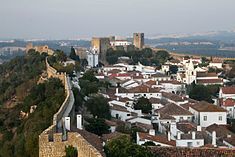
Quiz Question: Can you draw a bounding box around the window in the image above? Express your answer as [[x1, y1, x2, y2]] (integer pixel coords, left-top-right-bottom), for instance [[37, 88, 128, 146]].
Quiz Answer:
[[180, 117, 183, 121], [219, 116, 222, 121], [203, 116, 207, 121]]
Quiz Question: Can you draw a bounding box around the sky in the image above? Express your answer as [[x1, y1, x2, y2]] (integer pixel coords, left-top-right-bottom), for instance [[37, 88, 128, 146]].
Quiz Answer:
[[0, 0, 235, 39]]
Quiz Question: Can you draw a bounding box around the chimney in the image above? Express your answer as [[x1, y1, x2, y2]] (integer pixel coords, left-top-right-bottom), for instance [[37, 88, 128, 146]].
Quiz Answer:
[[192, 131, 196, 140], [77, 114, 83, 130], [116, 97, 119, 101], [197, 126, 201, 132], [177, 132, 181, 140], [149, 129, 155, 136], [64, 117, 71, 131], [212, 131, 216, 147], [167, 131, 171, 141], [116, 88, 119, 94]]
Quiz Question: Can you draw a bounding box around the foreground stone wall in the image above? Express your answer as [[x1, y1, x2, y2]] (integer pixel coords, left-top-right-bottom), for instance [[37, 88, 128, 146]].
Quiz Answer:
[[39, 132, 103, 157]]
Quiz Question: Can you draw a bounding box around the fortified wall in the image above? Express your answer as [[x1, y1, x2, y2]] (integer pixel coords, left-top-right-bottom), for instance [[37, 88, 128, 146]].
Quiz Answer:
[[39, 58, 103, 157]]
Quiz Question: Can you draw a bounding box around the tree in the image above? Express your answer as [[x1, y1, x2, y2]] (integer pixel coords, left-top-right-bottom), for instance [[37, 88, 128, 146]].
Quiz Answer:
[[64, 145, 78, 157], [169, 65, 178, 74], [155, 50, 170, 64], [69, 47, 78, 61], [134, 97, 152, 114], [189, 84, 213, 103], [85, 118, 110, 136], [104, 135, 154, 157], [81, 70, 98, 82], [55, 50, 67, 62], [85, 95, 111, 119]]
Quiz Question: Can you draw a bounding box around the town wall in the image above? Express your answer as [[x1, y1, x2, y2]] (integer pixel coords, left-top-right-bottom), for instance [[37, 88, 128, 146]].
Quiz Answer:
[[39, 58, 102, 157]]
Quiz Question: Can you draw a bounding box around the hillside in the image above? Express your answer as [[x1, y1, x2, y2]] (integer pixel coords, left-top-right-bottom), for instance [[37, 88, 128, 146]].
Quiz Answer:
[[0, 51, 65, 157]]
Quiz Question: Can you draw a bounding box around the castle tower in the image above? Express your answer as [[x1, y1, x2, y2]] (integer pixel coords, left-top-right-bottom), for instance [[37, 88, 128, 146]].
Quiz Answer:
[[133, 33, 144, 49]]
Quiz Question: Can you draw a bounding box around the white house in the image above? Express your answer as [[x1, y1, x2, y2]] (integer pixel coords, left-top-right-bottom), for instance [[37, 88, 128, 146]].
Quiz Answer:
[[115, 85, 162, 100], [136, 132, 176, 147], [158, 80, 186, 95], [110, 104, 137, 121], [209, 60, 223, 69], [189, 101, 227, 127], [176, 131, 204, 147], [155, 103, 193, 123], [219, 86, 235, 99], [221, 98, 235, 119]]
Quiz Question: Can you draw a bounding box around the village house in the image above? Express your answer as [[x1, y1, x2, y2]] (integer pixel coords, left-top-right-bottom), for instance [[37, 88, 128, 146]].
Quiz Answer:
[[189, 101, 227, 127]]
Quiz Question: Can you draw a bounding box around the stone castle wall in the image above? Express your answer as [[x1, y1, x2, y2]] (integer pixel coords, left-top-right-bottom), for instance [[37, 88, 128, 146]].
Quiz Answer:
[[39, 132, 103, 157], [39, 58, 103, 157]]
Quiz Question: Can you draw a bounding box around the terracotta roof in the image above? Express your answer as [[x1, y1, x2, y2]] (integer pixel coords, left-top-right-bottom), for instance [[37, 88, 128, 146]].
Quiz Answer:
[[133, 122, 153, 130], [196, 79, 223, 84], [162, 92, 186, 102], [221, 86, 235, 94], [138, 132, 176, 146], [110, 104, 129, 112], [176, 122, 197, 133], [145, 80, 157, 86], [107, 69, 122, 74], [181, 132, 204, 140], [126, 85, 161, 93], [222, 98, 235, 107], [223, 136, 235, 146], [159, 114, 175, 120], [190, 101, 227, 112], [180, 103, 195, 110], [196, 72, 217, 77], [206, 124, 234, 139], [159, 80, 184, 85], [149, 97, 162, 104], [105, 119, 118, 126], [152, 73, 169, 78], [156, 103, 193, 116]]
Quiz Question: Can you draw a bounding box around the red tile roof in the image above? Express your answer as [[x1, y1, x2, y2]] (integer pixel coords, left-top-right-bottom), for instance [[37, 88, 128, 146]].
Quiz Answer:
[[156, 103, 193, 116], [196, 79, 223, 84], [222, 98, 235, 107], [138, 132, 176, 146], [190, 101, 227, 112], [221, 86, 235, 94]]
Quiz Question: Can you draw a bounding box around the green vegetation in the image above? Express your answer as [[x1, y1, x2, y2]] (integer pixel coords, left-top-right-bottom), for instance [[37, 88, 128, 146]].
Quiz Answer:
[[85, 95, 111, 119], [64, 145, 78, 157], [106, 48, 170, 66], [0, 51, 66, 157], [0, 50, 46, 105], [85, 118, 110, 136], [134, 97, 152, 114], [188, 83, 221, 103], [69, 47, 79, 61], [79, 70, 109, 96], [0, 78, 65, 157], [47, 50, 81, 75], [104, 135, 155, 157]]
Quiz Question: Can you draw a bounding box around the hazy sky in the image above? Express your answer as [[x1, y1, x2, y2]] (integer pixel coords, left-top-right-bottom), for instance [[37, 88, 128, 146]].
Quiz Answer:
[[0, 0, 235, 39]]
